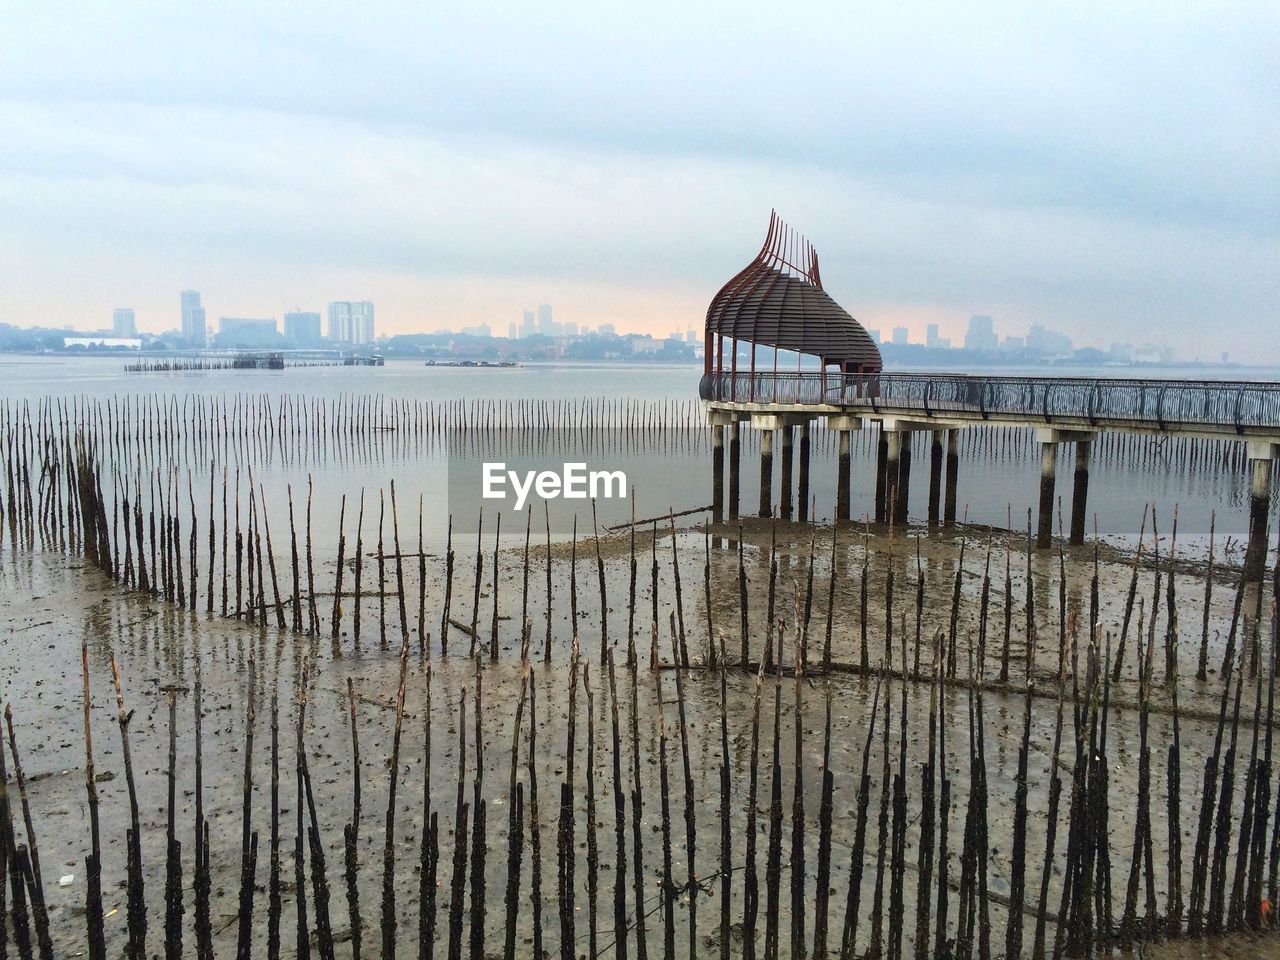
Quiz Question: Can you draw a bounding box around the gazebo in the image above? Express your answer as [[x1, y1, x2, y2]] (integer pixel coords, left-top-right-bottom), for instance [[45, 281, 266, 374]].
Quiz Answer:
[[700, 212, 883, 524], [702, 211, 881, 403]]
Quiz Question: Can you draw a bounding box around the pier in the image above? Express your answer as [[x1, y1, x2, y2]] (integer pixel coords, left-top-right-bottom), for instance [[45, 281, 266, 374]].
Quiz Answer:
[[701, 214, 1280, 573]]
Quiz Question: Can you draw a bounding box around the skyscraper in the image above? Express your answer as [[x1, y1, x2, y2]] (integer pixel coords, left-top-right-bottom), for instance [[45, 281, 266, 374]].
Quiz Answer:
[[327, 301, 375, 344], [964, 314, 999, 352], [892, 326, 909, 345], [180, 290, 206, 347], [284, 311, 322, 345], [537, 304, 554, 336], [521, 309, 536, 337], [113, 308, 137, 337]]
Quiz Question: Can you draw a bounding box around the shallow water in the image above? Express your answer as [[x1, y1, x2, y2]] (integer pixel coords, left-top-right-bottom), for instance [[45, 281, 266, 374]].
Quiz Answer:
[[1, 356, 1275, 559]]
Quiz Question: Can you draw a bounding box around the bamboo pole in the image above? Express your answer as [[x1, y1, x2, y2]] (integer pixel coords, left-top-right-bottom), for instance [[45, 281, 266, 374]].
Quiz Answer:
[[81, 642, 106, 960], [381, 633, 411, 959], [109, 650, 148, 960]]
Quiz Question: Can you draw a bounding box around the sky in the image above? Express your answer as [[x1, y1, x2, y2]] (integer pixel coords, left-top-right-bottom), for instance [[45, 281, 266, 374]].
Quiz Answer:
[[1, 1, 1277, 358]]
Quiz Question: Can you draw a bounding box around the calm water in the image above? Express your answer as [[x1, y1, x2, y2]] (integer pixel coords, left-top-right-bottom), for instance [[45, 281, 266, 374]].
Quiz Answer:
[[1, 354, 1277, 556]]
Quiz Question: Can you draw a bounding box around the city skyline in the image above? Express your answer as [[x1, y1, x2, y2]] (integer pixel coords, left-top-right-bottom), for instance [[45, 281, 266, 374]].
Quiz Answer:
[[17, 266, 1265, 362], [23, 297, 1203, 365], [1, 5, 1274, 360]]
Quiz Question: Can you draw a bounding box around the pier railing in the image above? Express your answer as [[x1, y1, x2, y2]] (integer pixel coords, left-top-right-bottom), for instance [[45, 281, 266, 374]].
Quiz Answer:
[[698, 371, 1280, 434]]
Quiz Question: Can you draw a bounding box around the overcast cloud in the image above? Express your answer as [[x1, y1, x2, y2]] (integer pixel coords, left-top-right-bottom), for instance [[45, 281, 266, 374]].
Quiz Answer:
[[1, 0, 1276, 356]]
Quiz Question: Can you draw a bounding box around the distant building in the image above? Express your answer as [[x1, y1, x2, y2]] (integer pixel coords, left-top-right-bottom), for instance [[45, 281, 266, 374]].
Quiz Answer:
[[598, 323, 616, 337], [891, 326, 909, 345], [181, 290, 207, 347], [537, 304, 555, 336], [507, 322, 518, 340], [630, 337, 660, 355], [461, 323, 492, 337], [867, 329, 881, 344], [219, 317, 277, 336], [1003, 335, 1026, 351], [283, 311, 322, 345], [1027, 324, 1072, 356], [113, 308, 137, 337], [964, 315, 999, 352], [327, 301, 375, 344], [685, 329, 698, 344]]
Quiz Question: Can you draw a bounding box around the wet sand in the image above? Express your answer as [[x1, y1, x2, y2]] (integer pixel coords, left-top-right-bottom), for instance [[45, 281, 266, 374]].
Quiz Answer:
[[2, 510, 1278, 957]]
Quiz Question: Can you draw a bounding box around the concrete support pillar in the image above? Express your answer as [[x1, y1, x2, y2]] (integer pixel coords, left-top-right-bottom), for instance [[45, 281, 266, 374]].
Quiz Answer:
[[728, 423, 740, 521], [780, 425, 794, 520], [798, 422, 811, 522], [875, 427, 889, 524], [1069, 440, 1091, 546], [1245, 453, 1273, 582], [759, 429, 774, 518], [1037, 440, 1058, 549], [943, 429, 959, 528], [928, 429, 944, 528], [893, 432, 911, 526], [885, 431, 902, 525], [836, 430, 851, 521], [711, 423, 725, 524]]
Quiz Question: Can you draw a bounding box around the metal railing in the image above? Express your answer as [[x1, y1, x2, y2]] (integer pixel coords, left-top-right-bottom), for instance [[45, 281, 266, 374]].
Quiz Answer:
[[698, 372, 1280, 434]]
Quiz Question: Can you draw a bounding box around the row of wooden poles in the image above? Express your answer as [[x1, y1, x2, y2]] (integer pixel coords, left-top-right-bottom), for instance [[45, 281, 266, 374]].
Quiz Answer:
[[0, 394, 1255, 477], [4, 400, 1279, 688], [5, 514, 1280, 960], [124, 359, 343, 373], [15, 400, 1277, 689]]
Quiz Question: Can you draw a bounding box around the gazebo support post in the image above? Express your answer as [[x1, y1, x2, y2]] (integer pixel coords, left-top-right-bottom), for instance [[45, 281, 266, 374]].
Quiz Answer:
[[943, 429, 959, 529], [829, 416, 860, 523], [1036, 430, 1058, 549], [893, 431, 911, 526], [797, 423, 811, 522], [780, 425, 794, 520], [1069, 440, 1091, 546], [1245, 442, 1276, 583], [875, 425, 889, 524], [837, 431, 851, 521], [728, 423, 740, 521], [711, 423, 725, 524], [928, 429, 944, 528], [758, 428, 774, 518], [885, 430, 902, 525]]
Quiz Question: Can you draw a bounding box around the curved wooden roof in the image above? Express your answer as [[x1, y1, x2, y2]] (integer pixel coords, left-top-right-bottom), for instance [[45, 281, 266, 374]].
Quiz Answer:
[[705, 212, 882, 371]]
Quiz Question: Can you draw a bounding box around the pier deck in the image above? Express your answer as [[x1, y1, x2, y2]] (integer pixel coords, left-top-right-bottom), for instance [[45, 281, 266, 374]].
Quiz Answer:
[[700, 371, 1280, 442], [700, 371, 1280, 565]]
